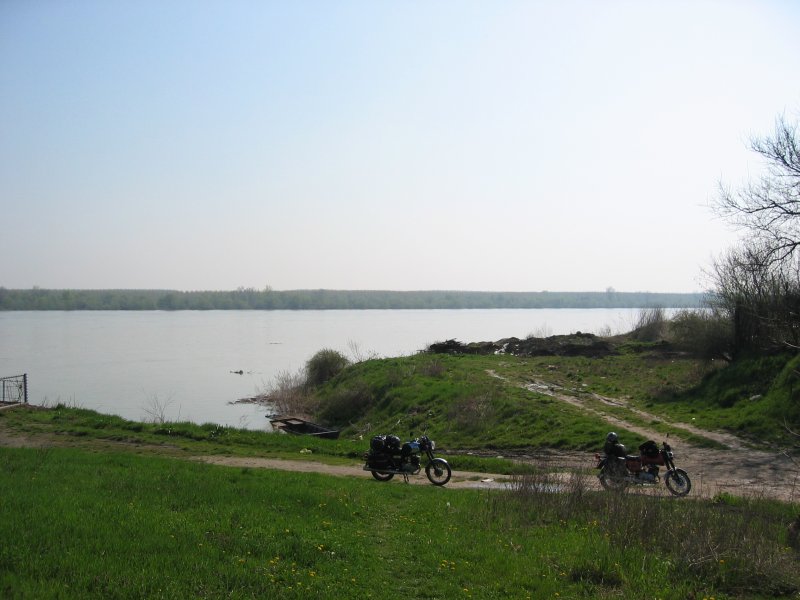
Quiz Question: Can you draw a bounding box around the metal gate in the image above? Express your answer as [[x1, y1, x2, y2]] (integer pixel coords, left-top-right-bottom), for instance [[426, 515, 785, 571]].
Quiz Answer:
[[1, 374, 27, 404]]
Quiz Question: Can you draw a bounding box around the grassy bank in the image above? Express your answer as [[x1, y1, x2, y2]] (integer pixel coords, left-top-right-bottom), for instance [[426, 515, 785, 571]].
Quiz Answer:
[[5, 339, 796, 458], [6, 342, 796, 458], [2, 445, 798, 599], [310, 348, 798, 450], [0, 404, 526, 476]]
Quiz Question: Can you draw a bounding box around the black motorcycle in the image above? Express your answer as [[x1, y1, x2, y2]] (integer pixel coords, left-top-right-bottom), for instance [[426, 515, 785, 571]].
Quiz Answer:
[[364, 433, 452, 486]]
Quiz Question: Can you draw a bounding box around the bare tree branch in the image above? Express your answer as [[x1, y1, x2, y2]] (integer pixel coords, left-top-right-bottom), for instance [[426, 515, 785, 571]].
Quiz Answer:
[[711, 113, 800, 353], [715, 115, 800, 269]]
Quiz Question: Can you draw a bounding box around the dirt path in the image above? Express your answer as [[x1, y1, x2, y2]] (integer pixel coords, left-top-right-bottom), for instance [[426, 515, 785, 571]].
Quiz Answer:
[[0, 407, 507, 490], [192, 456, 507, 489], [488, 370, 800, 502], [2, 402, 798, 501]]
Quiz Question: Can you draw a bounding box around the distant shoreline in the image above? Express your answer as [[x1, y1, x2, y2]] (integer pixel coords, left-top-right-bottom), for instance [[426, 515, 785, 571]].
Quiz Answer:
[[0, 288, 706, 311]]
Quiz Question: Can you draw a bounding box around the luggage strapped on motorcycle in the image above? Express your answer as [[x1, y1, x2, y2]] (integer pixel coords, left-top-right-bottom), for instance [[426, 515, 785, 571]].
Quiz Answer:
[[639, 440, 659, 457]]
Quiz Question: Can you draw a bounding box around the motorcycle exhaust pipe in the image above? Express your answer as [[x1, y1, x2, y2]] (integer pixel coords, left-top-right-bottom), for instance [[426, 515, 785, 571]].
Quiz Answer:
[[363, 465, 420, 475]]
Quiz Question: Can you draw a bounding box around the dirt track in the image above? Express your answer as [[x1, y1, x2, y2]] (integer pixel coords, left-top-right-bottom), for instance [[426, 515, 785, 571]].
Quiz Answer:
[[487, 370, 800, 502], [200, 372, 800, 501], [193, 455, 509, 489], [191, 446, 800, 501], [1, 401, 798, 501]]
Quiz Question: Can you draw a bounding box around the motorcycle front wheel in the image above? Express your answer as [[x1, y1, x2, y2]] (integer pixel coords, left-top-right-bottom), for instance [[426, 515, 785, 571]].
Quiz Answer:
[[665, 469, 691, 496], [371, 470, 395, 482], [425, 458, 451, 486]]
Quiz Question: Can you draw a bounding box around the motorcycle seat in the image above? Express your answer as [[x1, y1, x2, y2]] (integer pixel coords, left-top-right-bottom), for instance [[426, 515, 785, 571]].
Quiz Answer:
[[625, 455, 640, 461]]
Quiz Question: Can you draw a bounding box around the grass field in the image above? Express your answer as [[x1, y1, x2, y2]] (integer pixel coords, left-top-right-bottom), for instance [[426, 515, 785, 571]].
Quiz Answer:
[[2, 444, 798, 599]]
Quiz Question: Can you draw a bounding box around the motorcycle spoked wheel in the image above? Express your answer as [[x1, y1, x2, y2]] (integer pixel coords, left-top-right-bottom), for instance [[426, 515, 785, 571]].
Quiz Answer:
[[370, 470, 395, 482], [425, 458, 452, 486], [664, 469, 691, 496], [598, 467, 626, 491]]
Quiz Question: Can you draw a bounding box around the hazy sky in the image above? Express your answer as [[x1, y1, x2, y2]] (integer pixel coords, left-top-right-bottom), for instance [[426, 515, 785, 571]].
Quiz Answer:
[[1, 1, 798, 293]]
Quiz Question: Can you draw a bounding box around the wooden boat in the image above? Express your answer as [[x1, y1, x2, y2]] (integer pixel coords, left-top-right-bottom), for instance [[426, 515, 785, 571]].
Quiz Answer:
[[268, 417, 341, 439]]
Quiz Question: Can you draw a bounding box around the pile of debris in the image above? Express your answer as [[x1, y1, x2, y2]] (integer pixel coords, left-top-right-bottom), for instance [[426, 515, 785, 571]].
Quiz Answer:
[[427, 332, 616, 358]]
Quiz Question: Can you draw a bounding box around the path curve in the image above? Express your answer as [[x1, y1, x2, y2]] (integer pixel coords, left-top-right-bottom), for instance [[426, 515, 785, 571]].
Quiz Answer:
[[487, 370, 800, 502]]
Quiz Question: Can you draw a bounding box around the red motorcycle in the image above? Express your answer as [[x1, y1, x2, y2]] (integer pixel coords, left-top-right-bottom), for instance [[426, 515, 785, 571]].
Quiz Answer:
[[595, 439, 691, 496]]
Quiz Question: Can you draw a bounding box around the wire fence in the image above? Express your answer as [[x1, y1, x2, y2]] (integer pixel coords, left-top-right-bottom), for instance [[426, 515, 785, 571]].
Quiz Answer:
[[1, 374, 28, 404]]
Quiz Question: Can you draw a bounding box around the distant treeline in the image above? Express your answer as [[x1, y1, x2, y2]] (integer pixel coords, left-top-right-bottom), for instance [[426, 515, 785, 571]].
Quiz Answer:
[[0, 288, 706, 311]]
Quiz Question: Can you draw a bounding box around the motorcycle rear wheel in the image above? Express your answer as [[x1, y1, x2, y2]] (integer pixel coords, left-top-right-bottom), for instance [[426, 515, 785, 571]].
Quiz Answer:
[[598, 467, 626, 491], [425, 458, 451, 486], [665, 469, 691, 496], [371, 470, 395, 481]]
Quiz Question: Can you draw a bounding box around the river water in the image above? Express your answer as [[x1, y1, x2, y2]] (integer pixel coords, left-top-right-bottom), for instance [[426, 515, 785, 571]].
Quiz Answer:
[[0, 308, 646, 429]]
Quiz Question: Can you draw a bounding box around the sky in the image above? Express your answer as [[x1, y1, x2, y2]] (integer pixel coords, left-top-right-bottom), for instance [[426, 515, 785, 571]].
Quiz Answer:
[[1, 1, 799, 293]]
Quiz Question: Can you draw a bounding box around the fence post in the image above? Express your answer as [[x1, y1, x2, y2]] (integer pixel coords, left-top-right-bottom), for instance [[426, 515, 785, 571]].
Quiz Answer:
[[23, 373, 28, 404]]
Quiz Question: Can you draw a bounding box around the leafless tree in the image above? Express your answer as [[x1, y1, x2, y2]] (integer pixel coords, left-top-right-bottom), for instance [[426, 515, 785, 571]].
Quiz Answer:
[[712, 113, 800, 353], [716, 114, 800, 267], [708, 241, 800, 352]]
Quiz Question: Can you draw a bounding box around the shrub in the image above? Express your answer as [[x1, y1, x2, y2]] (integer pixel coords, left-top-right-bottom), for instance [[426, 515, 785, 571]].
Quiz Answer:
[[766, 353, 800, 427], [446, 392, 496, 434], [305, 349, 350, 388], [264, 369, 313, 416], [315, 383, 373, 427], [419, 357, 446, 378], [630, 307, 667, 341], [670, 308, 734, 360]]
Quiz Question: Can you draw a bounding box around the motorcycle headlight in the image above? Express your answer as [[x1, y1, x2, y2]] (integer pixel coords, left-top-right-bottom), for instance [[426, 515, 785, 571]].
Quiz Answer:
[[667, 451, 674, 459], [430, 440, 435, 451]]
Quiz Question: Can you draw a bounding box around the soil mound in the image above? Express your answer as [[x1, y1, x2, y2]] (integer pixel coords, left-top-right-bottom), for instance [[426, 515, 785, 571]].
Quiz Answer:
[[427, 333, 616, 358]]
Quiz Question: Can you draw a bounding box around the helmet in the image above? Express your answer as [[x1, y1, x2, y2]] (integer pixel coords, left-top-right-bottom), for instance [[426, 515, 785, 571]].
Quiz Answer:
[[606, 432, 618, 443]]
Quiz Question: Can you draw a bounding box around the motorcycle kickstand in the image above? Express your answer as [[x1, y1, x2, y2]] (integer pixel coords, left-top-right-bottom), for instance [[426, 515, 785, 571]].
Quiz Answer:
[[403, 473, 410, 483]]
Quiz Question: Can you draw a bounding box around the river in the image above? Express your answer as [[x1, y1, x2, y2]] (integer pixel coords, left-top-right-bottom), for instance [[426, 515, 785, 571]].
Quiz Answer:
[[0, 308, 649, 429]]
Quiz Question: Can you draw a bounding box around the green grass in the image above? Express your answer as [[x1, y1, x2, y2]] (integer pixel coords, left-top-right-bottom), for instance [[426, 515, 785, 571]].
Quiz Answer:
[[643, 352, 800, 444], [4, 345, 798, 460], [15, 346, 792, 460], [316, 354, 613, 450], [0, 404, 366, 460], [312, 349, 800, 450], [1, 446, 797, 599], [0, 404, 532, 476]]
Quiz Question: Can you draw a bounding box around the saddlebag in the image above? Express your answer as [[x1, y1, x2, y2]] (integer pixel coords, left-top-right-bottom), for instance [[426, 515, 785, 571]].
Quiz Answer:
[[384, 434, 402, 453], [639, 440, 659, 458]]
